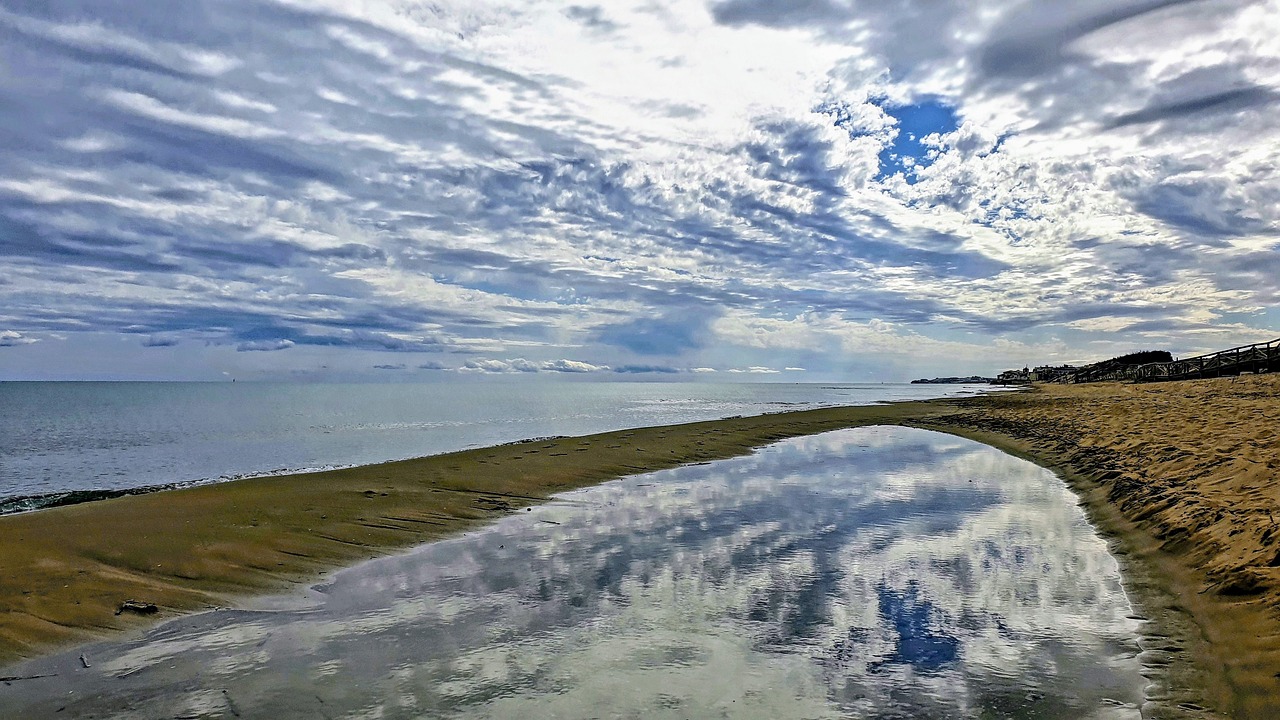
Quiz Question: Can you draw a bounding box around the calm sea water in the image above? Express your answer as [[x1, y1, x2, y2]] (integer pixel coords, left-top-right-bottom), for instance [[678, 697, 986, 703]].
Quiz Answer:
[[0, 381, 991, 511], [0, 427, 1146, 718]]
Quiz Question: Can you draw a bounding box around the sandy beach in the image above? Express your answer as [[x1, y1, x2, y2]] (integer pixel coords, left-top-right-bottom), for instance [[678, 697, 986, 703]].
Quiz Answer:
[[2, 377, 1278, 717]]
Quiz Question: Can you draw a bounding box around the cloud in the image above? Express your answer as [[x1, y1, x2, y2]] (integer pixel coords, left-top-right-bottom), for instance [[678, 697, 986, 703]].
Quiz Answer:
[[613, 364, 682, 374], [710, 0, 851, 28], [975, 0, 1207, 81], [1107, 86, 1280, 129], [417, 361, 449, 370], [461, 357, 609, 374], [595, 313, 713, 357], [0, 330, 37, 347], [236, 339, 295, 352], [564, 5, 620, 33], [373, 363, 406, 370], [0, 0, 1277, 380], [460, 358, 540, 374], [142, 335, 179, 347], [543, 359, 608, 373]]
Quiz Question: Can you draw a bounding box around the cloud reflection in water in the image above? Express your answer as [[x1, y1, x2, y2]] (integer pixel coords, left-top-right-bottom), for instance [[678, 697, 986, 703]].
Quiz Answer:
[[0, 427, 1143, 719]]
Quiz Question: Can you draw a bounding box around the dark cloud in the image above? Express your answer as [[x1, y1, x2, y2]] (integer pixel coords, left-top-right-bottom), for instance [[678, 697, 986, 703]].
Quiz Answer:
[[595, 313, 711, 356], [565, 6, 619, 32], [234, 327, 451, 353], [141, 336, 179, 347], [373, 363, 406, 370], [1218, 252, 1280, 304], [1070, 236, 1200, 284], [1108, 86, 1280, 128], [613, 364, 682, 374], [713, 0, 973, 77], [1129, 176, 1279, 238], [710, 0, 850, 28], [977, 0, 1207, 80]]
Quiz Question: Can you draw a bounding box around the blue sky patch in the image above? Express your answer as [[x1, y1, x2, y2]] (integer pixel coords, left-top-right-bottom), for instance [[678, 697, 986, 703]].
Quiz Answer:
[[876, 99, 960, 183]]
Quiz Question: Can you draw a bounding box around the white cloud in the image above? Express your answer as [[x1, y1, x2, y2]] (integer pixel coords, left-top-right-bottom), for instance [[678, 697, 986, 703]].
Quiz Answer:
[[99, 89, 285, 140], [237, 339, 295, 352], [460, 357, 609, 374], [543, 358, 608, 373], [0, 331, 37, 347]]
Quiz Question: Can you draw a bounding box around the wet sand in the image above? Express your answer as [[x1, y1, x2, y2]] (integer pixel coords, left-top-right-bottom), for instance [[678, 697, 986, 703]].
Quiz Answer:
[[3, 377, 1278, 717]]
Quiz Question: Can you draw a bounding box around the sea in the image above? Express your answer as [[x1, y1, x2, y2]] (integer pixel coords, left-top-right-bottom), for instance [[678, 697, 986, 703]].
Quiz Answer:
[[0, 380, 994, 514]]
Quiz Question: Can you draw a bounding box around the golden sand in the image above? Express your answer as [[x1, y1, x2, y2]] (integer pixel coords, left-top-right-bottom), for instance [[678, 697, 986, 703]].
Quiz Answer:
[[3, 377, 1278, 717]]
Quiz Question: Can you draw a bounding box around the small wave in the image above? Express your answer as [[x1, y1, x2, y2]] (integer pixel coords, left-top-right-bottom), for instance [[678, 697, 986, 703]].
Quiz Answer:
[[0, 483, 194, 516], [0, 463, 354, 516]]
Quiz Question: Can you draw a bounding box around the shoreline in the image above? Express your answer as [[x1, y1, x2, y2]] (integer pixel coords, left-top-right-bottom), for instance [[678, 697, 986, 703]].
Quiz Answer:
[[0, 400, 951, 664], [2, 378, 1278, 717]]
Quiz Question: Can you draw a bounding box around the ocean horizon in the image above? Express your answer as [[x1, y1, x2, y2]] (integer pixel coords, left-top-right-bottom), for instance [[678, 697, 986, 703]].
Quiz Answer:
[[0, 380, 993, 514]]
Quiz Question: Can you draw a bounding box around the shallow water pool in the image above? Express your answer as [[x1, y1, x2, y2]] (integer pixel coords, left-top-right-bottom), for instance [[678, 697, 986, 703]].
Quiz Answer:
[[0, 427, 1145, 718]]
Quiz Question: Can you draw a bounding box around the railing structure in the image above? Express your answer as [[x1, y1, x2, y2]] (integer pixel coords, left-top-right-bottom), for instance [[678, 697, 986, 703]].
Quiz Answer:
[[1132, 336, 1280, 382], [1063, 361, 1137, 384], [1061, 337, 1280, 384]]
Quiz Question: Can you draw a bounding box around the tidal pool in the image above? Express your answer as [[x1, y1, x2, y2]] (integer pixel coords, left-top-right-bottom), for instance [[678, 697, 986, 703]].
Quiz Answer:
[[0, 427, 1145, 718]]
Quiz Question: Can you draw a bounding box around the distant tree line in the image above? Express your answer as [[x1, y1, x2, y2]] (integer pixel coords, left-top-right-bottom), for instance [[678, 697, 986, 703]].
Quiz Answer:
[[1106, 350, 1174, 366]]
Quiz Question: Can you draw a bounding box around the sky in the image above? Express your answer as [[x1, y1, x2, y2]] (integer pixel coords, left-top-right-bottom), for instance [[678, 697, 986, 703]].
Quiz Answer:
[[1, 0, 1278, 381]]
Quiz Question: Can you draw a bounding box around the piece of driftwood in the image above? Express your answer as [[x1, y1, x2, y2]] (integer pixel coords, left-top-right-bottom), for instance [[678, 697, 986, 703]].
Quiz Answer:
[[115, 600, 159, 616], [0, 673, 57, 682]]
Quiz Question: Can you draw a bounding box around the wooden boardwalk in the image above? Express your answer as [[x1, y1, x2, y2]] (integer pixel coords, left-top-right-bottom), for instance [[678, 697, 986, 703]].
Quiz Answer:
[[1064, 337, 1280, 384]]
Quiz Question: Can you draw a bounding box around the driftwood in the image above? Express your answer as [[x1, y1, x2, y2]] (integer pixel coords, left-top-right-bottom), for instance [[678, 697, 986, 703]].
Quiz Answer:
[[0, 673, 57, 682], [115, 600, 159, 616]]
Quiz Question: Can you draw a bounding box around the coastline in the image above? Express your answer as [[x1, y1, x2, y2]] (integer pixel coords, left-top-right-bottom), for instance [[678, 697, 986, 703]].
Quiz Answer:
[[2, 377, 1278, 717], [0, 400, 950, 664]]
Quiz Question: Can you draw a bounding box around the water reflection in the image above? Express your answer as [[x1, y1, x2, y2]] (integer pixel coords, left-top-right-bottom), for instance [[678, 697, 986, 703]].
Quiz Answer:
[[0, 427, 1143, 719]]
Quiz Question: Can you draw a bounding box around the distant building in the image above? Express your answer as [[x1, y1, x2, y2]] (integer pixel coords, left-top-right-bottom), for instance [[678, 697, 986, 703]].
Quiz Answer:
[[995, 368, 1031, 384], [1029, 365, 1077, 382]]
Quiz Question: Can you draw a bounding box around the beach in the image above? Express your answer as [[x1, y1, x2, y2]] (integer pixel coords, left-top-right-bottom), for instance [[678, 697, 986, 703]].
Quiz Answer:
[[2, 376, 1279, 717]]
